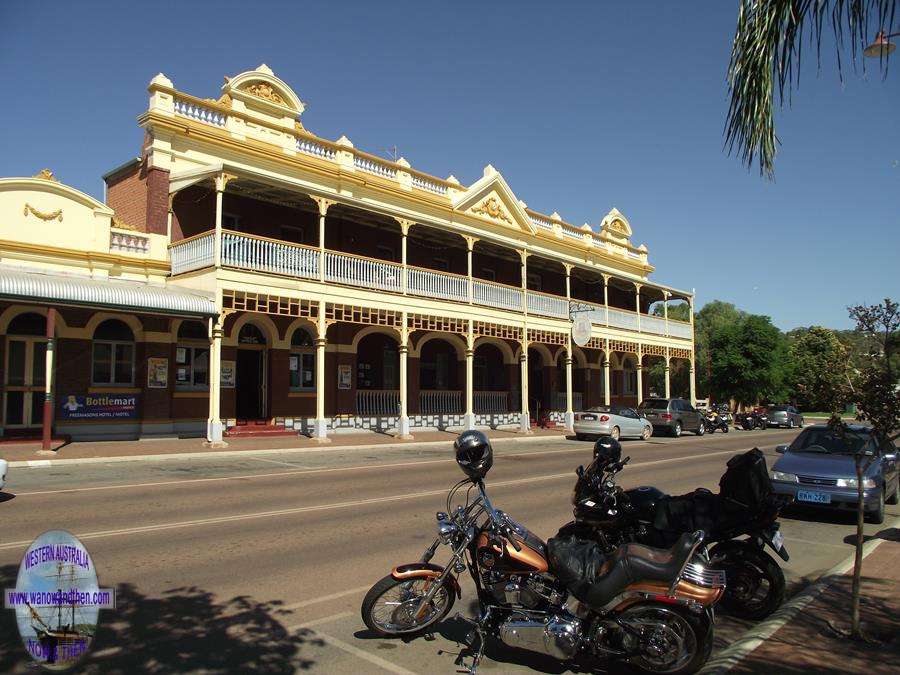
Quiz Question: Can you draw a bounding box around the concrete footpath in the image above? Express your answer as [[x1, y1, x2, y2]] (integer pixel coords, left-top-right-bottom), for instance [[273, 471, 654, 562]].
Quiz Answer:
[[0, 427, 566, 466]]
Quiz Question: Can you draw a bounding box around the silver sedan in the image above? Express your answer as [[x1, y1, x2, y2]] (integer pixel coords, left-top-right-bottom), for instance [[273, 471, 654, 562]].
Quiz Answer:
[[573, 405, 653, 441]]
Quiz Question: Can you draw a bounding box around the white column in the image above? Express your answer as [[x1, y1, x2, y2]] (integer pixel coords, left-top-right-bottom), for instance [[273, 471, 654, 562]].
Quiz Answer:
[[315, 198, 333, 283], [603, 275, 610, 326], [214, 176, 225, 268], [206, 315, 226, 446], [519, 345, 531, 433], [636, 358, 644, 406], [398, 336, 412, 438], [663, 291, 670, 337], [399, 220, 411, 295], [603, 358, 611, 406], [564, 346, 574, 432], [520, 250, 528, 313], [664, 358, 672, 399], [465, 347, 475, 431], [689, 359, 697, 407], [466, 237, 476, 304], [635, 283, 642, 332], [313, 299, 329, 442]]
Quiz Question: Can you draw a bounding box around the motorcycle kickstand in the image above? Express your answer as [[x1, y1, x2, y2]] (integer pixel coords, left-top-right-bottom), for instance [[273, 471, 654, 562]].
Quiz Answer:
[[456, 609, 490, 674]]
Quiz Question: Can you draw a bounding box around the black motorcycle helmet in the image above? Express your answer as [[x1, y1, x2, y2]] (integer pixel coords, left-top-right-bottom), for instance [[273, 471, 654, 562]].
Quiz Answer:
[[454, 430, 493, 481], [593, 436, 622, 464]]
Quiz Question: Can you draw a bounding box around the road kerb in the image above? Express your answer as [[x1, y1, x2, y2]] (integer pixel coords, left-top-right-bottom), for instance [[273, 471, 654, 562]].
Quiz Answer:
[[699, 513, 900, 674]]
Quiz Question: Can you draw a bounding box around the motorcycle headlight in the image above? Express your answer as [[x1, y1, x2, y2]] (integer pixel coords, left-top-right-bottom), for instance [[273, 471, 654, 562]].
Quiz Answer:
[[836, 477, 876, 489], [771, 471, 798, 483]]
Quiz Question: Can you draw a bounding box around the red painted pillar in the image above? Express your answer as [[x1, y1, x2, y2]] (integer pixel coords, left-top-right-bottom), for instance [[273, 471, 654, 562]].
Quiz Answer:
[[41, 308, 56, 451]]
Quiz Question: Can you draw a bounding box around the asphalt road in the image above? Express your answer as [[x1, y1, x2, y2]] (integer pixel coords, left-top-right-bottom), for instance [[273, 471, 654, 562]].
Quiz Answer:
[[1, 427, 896, 674]]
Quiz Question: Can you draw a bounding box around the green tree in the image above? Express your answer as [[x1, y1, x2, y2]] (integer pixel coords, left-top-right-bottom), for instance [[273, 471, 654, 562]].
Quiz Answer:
[[786, 326, 850, 409], [708, 314, 787, 405], [726, 0, 896, 177], [693, 301, 745, 399]]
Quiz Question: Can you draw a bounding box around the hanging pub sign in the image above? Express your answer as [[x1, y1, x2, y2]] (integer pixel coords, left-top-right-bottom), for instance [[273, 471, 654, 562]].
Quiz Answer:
[[59, 394, 138, 420], [572, 313, 592, 347]]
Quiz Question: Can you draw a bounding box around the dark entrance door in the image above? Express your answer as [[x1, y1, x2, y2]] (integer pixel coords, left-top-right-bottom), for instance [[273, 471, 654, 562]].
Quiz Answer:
[[236, 350, 264, 419]]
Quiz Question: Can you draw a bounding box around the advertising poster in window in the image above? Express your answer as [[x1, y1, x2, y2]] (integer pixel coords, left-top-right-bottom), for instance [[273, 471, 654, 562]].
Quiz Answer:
[[147, 357, 168, 389], [221, 360, 236, 388], [338, 364, 352, 390], [60, 394, 138, 420]]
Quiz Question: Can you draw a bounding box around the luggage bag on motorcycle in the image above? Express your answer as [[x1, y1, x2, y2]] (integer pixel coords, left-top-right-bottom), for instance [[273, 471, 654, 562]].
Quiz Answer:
[[651, 489, 721, 544], [719, 447, 772, 509]]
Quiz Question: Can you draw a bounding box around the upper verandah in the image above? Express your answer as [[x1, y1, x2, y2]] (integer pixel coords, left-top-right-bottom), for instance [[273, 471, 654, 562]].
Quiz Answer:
[[141, 64, 655, 277]]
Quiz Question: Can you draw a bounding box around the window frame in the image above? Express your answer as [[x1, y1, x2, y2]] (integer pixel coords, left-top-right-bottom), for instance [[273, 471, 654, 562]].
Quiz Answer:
[[91, 339, 135, 387], [175, 343, 210, 390], [289, 328, 316, 392]]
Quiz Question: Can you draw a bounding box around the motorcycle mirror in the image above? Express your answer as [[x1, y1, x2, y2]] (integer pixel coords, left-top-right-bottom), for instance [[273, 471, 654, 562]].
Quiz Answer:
[[576, 465, 585, 478]]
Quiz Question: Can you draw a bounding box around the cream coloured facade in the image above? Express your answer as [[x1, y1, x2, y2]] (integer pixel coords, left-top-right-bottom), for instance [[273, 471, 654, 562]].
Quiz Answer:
[[0, 65, 695, 443]]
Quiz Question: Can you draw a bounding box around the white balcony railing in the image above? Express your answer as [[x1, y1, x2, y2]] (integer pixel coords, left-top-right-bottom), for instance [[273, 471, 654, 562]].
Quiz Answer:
[[474, 391, 509, 414], [669, 320, 694, 340], [222, 232, 319, 279], [407, 267, 468, 303], [170, 233, 214, 275], [174, 98, 226, 127], [354, 155, 397, 179], [641, 314, 667, 336], [608, 307, 640, 332], [357, 389, 399, 416], [420, 390, 463, 414], [474, 279, 523, 312], [411, 175, 448, 195], [527, 290, 569, 319], [325, 251, 403, 293]]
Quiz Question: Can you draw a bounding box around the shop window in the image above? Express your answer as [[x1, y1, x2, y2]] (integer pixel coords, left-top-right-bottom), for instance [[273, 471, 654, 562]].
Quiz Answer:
[[176, 321, 209, 389], [290, 327, 315, 391], [92, 319, 135, 386], [238, 324, 266, 345]]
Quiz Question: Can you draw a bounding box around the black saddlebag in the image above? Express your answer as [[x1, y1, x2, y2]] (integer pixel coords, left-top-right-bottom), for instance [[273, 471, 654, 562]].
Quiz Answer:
[[719, 447, 772, 509], [652, 488, 722, 543], [547, 533, 608, 597]]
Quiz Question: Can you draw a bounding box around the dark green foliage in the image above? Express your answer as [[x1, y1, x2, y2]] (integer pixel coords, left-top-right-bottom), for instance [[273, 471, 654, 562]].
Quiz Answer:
[[707, 313, 788, 405]]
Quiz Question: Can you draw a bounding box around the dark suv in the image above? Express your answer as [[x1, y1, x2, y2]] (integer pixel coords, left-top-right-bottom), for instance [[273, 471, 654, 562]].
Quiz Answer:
[[638, 397, 704, 437]]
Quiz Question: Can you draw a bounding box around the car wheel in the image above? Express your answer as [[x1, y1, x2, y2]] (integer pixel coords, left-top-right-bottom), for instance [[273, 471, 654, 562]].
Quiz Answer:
[[611, 426, 620, 441], [865, 489, 885, 525], [886, 476, 899, 505], [672, 422, 682, 438], [695, 422, 705, 436], [788, 419, 795, 429], [641, 426, 652, 441]]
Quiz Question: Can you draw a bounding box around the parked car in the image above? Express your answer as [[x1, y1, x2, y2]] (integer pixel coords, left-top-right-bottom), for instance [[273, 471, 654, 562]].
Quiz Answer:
[[637, 397, 704, 437], [572, 405, 652, 441], [0, 457, 7, 492], [770, 425, 899, 524], [766, 405, 804, 429]]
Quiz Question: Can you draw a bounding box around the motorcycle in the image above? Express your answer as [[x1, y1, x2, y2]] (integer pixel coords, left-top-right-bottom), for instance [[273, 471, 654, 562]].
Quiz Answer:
[[361, 431, 724, 674], [702, 411, 729, 434], [736, 409, 768, 430], [571, 442, 791, 620]]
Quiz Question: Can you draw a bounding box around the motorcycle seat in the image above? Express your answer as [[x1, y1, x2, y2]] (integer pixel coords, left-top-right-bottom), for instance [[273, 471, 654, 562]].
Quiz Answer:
[[612, 530, 702, 583]]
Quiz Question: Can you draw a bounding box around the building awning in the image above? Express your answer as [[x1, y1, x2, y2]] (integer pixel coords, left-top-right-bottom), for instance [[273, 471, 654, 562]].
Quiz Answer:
[[0, 267, 216, 317]]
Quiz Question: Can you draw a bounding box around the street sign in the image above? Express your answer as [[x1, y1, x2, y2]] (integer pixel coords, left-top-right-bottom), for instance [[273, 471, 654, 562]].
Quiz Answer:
[[572, 313, 591, 347]]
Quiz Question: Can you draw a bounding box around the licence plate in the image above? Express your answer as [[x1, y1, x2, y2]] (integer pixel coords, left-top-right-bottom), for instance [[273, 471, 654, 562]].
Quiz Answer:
[[797, 490, 831, 504], [582, 415, 596, 421]]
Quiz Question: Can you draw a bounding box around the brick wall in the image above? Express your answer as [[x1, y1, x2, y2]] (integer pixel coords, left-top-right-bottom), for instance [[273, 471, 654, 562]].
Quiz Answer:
[[106, 163, 147, 231]]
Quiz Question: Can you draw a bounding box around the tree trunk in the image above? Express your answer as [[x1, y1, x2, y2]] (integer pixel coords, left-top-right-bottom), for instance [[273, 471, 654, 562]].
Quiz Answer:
[[851, 457, 864, 638]]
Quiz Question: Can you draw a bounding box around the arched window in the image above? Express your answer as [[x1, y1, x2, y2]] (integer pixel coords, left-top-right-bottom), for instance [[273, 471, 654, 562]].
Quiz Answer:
[[289, 327, 315, 391], [176, 321, 209, 389], [4, 312, 49, 427], [8, 312, 47, 336], [238, 323, 266, 345], [92, 319, 135, 385]]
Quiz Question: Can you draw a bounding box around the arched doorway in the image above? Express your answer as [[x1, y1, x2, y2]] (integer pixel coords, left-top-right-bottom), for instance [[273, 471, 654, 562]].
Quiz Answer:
[[4, 312, 49, 429], [474, 343, 508, 413], [527, 347, 545, 421], [419, 337, 462, 414], [236, 323, 267, 419], [355, 331, 400, 416]]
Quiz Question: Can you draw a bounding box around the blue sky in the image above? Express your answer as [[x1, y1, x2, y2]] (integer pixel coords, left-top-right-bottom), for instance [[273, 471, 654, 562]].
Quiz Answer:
[[1, 1, 896, 330]]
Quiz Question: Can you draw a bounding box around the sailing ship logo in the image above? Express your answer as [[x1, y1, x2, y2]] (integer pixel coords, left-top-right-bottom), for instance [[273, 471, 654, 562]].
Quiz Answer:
[[4, 530, 114, 671]]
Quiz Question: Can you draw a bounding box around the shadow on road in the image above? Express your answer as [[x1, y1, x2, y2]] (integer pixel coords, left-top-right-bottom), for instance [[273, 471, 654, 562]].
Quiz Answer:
[[0, 564, 319, 673]]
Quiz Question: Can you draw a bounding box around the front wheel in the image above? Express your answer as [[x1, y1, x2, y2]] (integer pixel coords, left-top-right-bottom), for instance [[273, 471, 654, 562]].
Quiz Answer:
[[672, 422, 682, 438], [361, 574, 455, 638], [641, 426, 652, 441], [714, 545, 785, 620], [695, 422, 705, 436], [619, 603, 713, 675], [865, 489, 885, 524], [722, 424, 729, 434]]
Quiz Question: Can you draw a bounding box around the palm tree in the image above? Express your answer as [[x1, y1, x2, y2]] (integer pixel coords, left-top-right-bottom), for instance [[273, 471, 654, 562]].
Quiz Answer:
[[726, 0, 897, 178]]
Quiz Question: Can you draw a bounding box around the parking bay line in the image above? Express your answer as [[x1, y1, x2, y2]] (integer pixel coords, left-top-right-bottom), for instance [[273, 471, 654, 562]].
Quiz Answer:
[[0, 449, 742, 551]]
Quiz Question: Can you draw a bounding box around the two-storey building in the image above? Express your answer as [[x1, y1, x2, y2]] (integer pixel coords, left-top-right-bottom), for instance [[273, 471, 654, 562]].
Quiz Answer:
[[0, 65, 695, 444]]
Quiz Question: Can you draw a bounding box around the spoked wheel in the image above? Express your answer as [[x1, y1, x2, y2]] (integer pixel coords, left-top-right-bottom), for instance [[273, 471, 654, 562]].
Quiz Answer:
[[716, 548, 784, 620], [361, 575, 455, 637], [642, 426, 652, 441], [672, 422, 682, 438], [619, 604, 712, 675], [611, 426, 621, 441]]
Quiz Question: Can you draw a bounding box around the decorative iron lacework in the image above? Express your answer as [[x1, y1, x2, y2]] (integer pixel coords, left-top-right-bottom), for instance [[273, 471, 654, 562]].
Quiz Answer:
[[325, 303, 402, 327], [641, 343, 667, 357], [670, 347, 693, 360], [585, 337, 606, 351], [223, 289, 315, 318], [608, 338, 639, 355], [473, 321, 522, 341], [527, 328, 568, 346], [407, 314, 467, 334]]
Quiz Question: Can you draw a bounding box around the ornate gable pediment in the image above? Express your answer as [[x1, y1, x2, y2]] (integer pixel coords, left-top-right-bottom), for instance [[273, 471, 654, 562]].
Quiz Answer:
[[453, 165, 535, 234], [599, 207, 633, 243]]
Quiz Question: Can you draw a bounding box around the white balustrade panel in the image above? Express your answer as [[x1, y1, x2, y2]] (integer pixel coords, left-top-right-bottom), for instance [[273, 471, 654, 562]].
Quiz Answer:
[[529, 215, 554, 232], [608, 307, 640, 331], [325, 252, 402, 293], [552, 391, 583, 411], [174, 99, 226, 127], [222, 232, 319, 279], [669, 321, 694, 340], [527, 291, 569, 319], [641, 314, 667, 336], [354, 155, 397, 179], [296, 138, 336, 161], [407, 268, 468, 303], [357, 390, 399, 416], [474, 391, 509, 414], [170, 233, 214, 275], [473, 280, 523, 312], [411, 175, 448, 195], [584, 304, 607, 325], [420, 390, 463, 414]]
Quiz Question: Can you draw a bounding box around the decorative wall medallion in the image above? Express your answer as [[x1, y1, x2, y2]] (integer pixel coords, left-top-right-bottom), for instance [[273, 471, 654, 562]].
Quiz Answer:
[[471, 196, 513, 225], [609, 219, 627, 234], [111, 215, 138, 231], [23, 203, 63, 222], [243, 82, 288, 106], [33, 168, 58, 182]]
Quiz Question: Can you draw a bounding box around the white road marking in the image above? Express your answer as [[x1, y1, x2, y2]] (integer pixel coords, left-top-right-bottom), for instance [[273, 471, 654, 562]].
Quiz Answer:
[[783, 536, 848, 550], [314, 631, 419, 674], [0, 449, 743, 550], [26, 460, 51, 467], [248, 457, 313, 468], [282, 586, 371, 611], [287, 610, 355, 630]]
